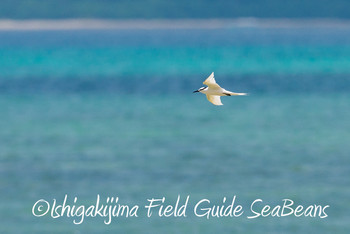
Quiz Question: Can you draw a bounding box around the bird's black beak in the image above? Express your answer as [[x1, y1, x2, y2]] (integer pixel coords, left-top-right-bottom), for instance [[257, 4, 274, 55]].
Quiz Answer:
[[193, 90, 199, 93]]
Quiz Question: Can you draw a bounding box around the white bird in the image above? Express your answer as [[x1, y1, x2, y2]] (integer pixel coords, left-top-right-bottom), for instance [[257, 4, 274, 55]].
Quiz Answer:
[[193, 72, 247, 105]]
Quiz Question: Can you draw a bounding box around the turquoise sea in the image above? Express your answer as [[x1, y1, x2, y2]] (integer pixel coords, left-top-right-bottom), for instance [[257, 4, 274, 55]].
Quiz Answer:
[[1, 26, 350, 233]]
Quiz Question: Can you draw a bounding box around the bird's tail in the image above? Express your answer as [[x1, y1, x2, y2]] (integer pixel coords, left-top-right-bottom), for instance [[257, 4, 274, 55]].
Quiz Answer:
[[229, 92, 247, 96]]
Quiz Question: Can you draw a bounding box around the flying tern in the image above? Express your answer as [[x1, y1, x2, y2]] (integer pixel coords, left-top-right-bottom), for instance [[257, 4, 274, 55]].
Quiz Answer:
[[193, 72, 247, 105]]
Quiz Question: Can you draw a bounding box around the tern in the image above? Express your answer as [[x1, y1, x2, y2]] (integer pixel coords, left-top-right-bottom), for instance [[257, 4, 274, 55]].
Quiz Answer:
[[193, 72, 247, 105]]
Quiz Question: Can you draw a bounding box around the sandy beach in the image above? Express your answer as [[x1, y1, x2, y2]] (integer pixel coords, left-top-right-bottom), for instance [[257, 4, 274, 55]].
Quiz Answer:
[[1, 18, 350, 30]]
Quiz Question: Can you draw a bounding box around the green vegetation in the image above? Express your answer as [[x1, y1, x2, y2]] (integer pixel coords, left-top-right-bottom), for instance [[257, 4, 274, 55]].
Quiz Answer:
[[1, 0, 350, 19]]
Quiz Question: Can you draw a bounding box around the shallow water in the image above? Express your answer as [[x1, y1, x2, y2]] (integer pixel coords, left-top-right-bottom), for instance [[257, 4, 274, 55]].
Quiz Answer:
[[0, 27, 350, 233]]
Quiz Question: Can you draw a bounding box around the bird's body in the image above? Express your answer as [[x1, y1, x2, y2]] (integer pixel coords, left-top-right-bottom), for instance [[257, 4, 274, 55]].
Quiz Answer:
[[193, 72, 247, 105]]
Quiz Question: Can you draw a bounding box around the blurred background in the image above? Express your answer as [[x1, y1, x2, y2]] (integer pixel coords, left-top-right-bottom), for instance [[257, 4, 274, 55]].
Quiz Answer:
[[1, 1, 350, 233]]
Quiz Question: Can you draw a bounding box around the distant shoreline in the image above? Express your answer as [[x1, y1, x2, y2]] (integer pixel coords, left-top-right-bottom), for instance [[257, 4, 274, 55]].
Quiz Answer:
[[1, 18, 350, 30]]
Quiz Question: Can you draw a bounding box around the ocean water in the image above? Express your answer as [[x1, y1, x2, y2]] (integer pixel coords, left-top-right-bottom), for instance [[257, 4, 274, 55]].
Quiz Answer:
[[0, 26, 350, 233]]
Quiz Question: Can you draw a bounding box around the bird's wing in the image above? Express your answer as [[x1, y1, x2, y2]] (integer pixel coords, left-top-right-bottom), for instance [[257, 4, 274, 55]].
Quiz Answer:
[[203, 72, 221, 89], [206, 95, 223, 106]]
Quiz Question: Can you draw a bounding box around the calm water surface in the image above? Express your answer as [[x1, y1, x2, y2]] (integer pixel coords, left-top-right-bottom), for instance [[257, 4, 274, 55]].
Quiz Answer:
[[0, 27, 350, 233]]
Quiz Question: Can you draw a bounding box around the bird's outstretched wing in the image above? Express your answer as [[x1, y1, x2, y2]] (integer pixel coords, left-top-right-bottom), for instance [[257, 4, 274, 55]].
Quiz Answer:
[[203, 72, 221, 89], [206, 95, 223, 105]]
